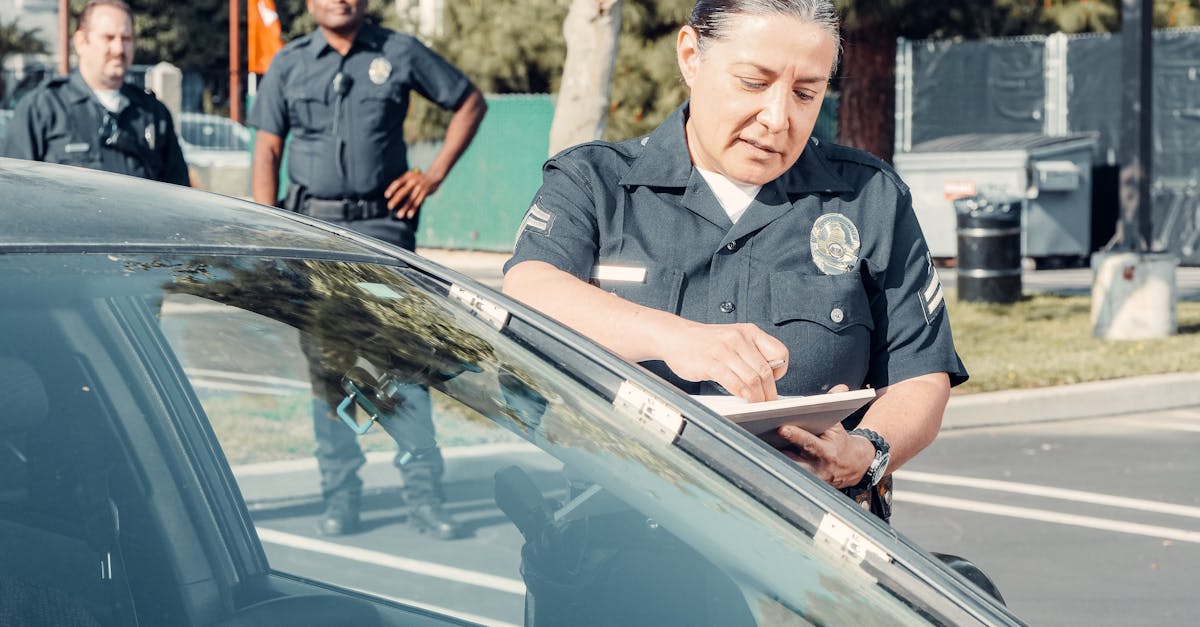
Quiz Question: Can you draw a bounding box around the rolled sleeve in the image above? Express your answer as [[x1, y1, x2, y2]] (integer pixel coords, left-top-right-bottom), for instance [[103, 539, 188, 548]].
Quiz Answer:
[[504, 158, 601, 281], [866, 188, 968, 389], [404, 38, 471, 110], [247, 56, 290, 137]]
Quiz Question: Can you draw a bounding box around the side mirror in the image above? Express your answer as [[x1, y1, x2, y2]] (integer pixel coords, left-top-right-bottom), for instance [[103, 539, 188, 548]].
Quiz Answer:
[[932, 552, 1006, 606]]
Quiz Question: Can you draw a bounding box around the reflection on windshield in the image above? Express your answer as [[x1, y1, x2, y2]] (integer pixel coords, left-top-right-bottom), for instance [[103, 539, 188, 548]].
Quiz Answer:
[[126, 254, 927, 626]]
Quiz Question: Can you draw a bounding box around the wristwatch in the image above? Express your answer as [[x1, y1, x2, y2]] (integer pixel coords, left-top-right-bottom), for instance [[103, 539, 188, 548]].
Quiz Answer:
[[849, 428, 890, 491]]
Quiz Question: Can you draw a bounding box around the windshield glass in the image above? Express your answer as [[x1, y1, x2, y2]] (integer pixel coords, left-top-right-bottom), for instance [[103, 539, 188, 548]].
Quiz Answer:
[[178, 113, 252, 151], [1, 252, 931, 627]]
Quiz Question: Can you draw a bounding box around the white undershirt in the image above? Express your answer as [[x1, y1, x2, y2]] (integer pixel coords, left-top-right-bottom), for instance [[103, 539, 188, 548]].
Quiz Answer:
[[695, 166, 762, 223], [93, 88, 123, 112]]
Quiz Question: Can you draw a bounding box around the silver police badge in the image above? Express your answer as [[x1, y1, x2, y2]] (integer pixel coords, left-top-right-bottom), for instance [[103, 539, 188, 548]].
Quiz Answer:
[[368, 57, 392, 85], [809, 213, 861, 275]]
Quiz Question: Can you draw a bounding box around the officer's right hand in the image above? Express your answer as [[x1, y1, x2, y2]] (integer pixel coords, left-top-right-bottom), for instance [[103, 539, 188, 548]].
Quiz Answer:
[[385, 168, 439, 219], [660, 322, 788, 403]]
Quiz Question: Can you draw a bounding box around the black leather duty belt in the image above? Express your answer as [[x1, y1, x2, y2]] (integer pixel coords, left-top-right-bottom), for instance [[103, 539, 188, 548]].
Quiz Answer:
[[301, 197, 390, 221]]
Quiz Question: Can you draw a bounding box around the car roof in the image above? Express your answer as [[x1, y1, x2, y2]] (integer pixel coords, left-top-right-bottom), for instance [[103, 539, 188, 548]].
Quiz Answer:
[[0, 158, 385, 258]]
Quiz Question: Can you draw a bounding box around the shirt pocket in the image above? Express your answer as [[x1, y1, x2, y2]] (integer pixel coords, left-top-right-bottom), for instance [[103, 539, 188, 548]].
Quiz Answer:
[[770, 271, 874, 332], [46, 140, 98, 168], [769, 271, 874, 392], [591, 262, 684, 315], [359, 79, 405, 131], [287, 84, 332, 135]]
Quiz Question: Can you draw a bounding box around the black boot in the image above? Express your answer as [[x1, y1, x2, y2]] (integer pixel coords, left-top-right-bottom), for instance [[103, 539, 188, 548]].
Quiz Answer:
[[317, 490, 361, 536], [408, 502, 462, 540]]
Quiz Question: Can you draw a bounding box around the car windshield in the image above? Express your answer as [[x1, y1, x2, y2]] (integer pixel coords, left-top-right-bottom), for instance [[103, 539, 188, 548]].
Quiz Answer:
[[0, 251, 935, 627], [178, 113, 251, 151]]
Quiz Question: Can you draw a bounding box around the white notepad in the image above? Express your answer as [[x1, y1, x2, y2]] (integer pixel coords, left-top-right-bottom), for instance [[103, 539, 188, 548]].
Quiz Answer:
[[693, 388, 876, 443]]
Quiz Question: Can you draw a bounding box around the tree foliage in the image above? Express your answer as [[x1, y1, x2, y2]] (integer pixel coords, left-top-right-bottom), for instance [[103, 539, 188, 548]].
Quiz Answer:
[[399, 0, 693, 142], [55, 0, 1200, 144]]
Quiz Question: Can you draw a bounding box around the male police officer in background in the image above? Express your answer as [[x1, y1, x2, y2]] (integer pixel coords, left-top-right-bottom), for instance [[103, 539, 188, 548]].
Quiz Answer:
[[249, 0, 487, 539], [3, 0, 189, 185]]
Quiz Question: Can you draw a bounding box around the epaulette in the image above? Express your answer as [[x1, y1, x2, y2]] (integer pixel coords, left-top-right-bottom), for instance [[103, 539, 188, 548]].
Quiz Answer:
[[822, 142, 889, 171], [821, 141, 908, 190]]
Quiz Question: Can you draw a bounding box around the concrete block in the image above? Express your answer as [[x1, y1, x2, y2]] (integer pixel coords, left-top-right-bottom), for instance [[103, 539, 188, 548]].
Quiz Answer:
[[1091, 252, 1178, 339]]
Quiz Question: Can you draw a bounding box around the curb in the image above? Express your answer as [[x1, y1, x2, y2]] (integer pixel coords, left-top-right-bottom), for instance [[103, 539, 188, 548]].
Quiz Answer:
[[942, 371, 1200, 429]]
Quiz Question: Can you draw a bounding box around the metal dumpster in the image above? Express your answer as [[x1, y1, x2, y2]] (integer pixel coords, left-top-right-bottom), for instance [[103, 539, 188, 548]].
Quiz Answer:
[[894, 132, 1097, 261]]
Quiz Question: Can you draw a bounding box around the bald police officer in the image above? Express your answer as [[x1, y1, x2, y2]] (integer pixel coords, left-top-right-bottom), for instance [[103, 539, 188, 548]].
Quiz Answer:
[[3, 0, 189, 185], [249, 0, 487, 539]]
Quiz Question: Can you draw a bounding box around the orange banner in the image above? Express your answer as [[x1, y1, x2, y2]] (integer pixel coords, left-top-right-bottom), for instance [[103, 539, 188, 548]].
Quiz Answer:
[[248, 0, 283, 75]]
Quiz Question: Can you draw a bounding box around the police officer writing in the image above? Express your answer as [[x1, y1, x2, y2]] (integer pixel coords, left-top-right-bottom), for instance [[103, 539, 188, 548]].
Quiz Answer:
[[249, 0, 486, 539], [3, 0, 189, 185], [502, 0, 967, 520]]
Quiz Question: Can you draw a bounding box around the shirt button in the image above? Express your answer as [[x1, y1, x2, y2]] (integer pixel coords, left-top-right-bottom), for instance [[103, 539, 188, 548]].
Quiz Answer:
[[725, 241, 738, 252], [830, 308, 845, 323], [719, 301, 736, 314]]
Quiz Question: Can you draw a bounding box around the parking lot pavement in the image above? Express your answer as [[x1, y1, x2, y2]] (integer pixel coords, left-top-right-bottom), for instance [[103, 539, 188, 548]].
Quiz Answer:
[[894, 405, 1200, 627]]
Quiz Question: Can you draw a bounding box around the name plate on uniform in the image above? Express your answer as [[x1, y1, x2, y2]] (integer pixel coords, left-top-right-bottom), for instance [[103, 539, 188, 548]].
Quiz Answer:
[[590, 265, 647, 283]]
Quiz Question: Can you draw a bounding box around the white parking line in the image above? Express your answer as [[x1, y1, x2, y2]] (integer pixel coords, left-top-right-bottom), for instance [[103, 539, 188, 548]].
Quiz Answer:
[[233, 442, 541, 477], [1136, 421, 1200, 433], [256, 527, 527, 595], [896, 470, 1200, 519], [897, 492, 1200, 544], [186, 368, 311, 389], [189, 378, 298, 396], [344, 586, 519, 627]]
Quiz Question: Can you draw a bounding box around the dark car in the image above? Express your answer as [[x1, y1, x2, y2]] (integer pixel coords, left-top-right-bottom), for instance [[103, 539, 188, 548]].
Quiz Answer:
[[0, 159, 1023, 626]]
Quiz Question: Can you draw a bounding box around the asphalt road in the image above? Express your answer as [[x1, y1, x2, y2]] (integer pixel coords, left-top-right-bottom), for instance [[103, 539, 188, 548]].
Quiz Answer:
[[893, 406, 1200, 627]]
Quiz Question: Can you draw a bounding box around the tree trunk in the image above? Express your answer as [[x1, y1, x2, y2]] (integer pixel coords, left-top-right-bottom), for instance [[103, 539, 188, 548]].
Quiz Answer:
[[837, 16, 897, 163], [548, 0, 623, 156]]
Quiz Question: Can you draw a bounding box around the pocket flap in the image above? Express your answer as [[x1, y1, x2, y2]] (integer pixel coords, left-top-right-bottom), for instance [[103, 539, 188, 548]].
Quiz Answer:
[[592, 262, 683, 314], [770, 271, 873, 332]]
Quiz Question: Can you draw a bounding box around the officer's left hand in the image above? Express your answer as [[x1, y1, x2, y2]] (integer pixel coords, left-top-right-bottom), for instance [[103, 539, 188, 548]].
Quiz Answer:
[[774, 384, 876, 489], [385, 169, 440, 219]]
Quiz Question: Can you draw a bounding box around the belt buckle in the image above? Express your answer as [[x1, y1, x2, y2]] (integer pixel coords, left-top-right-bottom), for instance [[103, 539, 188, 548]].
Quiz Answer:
[[343, 199, 362, 221]]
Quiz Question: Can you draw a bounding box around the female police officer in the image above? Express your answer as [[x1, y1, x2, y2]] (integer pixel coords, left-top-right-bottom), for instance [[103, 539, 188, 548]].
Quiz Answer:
[[502, 0, 967, 515]]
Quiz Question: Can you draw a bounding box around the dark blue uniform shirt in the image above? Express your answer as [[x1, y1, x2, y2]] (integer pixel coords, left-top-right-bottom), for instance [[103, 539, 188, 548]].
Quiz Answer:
[[3, 71, 189, 185], [248, 22, 471, 199], [506, 104, 968, 397]]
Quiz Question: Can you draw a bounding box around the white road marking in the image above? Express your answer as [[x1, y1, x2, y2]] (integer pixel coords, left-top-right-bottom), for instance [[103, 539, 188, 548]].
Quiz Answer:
[[233, 441, 541, 477], [896, 470, 1200, 519], [185, 368, 310, 389], [256, 527, 526, 595], [188, 378, 298, 396], [897, 492, 1200, 544], [343, 586, 520, 627], [1135, 420, 1200, 433]]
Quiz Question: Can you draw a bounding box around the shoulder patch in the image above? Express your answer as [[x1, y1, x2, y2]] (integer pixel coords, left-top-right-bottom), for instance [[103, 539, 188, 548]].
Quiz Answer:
[[517, 203, 554, 238], [917, 252, 945, 324]]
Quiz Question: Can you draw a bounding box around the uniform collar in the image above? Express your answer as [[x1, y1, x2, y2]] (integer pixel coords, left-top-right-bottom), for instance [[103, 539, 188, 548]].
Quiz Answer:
[[619, 101, 854, 196], [64, 72, 96, 105], [307, 21, 386, 59], [66, 71, 131, 113]]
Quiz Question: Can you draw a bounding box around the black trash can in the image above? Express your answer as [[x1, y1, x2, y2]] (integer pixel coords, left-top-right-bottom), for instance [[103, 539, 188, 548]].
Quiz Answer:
[[955, 196, 1022, 303]]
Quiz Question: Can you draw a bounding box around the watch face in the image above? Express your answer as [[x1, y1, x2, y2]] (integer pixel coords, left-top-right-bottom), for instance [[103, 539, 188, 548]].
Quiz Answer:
[[869, 451, 890, 486]]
